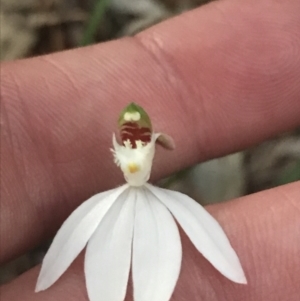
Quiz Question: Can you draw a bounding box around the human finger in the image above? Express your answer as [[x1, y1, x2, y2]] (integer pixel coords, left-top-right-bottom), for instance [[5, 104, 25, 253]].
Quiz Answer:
[[1, 0, 300, 262]]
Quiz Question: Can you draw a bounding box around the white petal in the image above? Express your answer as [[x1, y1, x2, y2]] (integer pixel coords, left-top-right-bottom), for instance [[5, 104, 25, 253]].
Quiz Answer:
[[85, 187, 136, 301], [36, 184, 128, 292], [146, 184, 247, 284], [132, 187, 182, 301]]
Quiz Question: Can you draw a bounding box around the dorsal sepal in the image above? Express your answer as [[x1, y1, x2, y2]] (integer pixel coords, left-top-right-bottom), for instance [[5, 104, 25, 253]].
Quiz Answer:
[[118, 103, 152, 148]]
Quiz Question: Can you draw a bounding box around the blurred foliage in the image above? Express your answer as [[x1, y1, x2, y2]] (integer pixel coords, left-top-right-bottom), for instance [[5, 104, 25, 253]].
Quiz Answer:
[[80, 0, 109, 46], [277, 160, 300, 186], [160, 167, 191, 188]]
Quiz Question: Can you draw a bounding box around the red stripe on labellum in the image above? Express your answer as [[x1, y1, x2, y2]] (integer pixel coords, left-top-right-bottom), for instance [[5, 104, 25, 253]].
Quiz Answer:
[[120, 122, 151, 148]]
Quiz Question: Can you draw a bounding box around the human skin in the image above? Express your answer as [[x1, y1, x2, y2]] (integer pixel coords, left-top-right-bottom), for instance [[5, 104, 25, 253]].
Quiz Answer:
[[1, 0, 300, 300]]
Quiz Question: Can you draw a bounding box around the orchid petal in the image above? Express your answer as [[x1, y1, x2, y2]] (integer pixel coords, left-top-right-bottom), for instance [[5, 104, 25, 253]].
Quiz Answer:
[[85, 187, 135, 301], [146, 184, 247, 284], [36, 184, 128, 292], [154, 133, 175, 150], [132, 187, 182, 301]]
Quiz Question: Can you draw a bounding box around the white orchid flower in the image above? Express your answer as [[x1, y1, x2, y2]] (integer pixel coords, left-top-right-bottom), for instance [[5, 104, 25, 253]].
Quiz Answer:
[[36, 103, 247, 301]]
